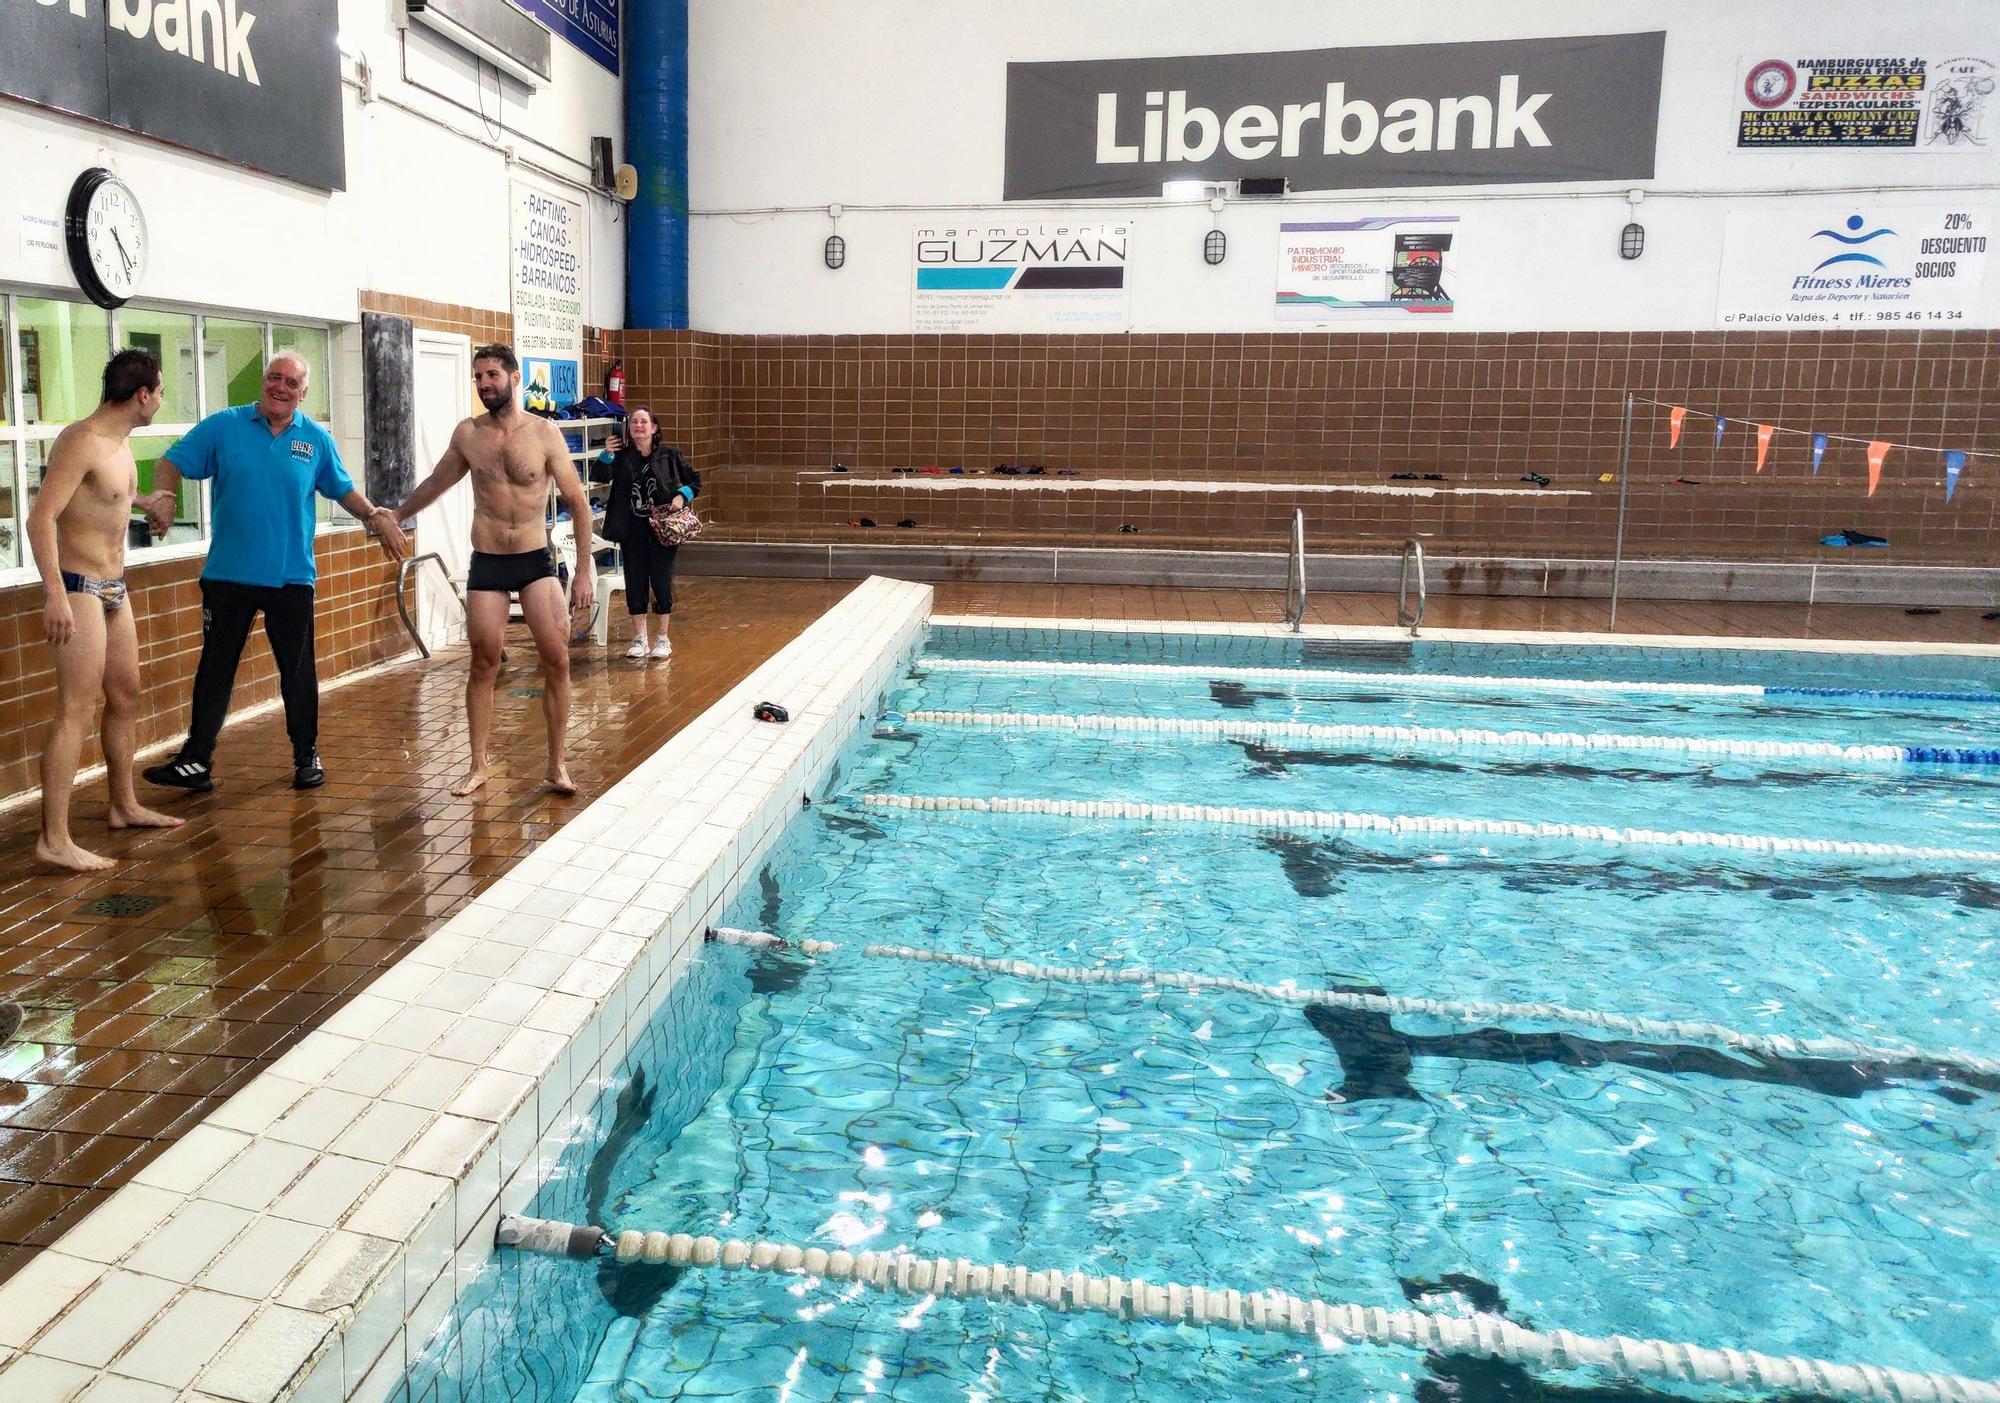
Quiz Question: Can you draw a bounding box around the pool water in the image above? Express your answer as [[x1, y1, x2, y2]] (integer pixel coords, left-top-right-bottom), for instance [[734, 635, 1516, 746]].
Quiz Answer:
[[408, 631, 2000, 1403]]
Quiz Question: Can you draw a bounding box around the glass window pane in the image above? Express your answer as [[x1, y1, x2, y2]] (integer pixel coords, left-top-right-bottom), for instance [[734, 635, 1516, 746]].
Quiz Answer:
[[18, 298, 113, 426], [22, 438, 195, 562], [1, 299, 13, 427], [0, 443, 19, 568], [116, 308, 199, 424], [201, 317, 266, 412], [132, 435, 204, 545], [272, 324, 330, 421]]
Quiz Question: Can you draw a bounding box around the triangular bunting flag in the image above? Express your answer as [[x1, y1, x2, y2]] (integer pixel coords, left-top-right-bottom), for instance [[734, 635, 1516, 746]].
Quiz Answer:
[[1668, 405, 1686, 448], [1811, 433, 1828, 476], [1866, 440, 1890, 497], [1714, 416, 1728, 448], [1755, 424, 1774, 473], [1944, 450, 1966, 503]]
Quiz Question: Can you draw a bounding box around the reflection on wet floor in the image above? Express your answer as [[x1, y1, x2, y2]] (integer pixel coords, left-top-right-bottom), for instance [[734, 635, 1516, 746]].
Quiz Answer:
[[0, 578, 858, 1283]]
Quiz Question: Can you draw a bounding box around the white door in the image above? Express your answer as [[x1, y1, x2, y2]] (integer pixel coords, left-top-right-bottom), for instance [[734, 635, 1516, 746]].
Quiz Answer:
[[412, 333, 474, 652]]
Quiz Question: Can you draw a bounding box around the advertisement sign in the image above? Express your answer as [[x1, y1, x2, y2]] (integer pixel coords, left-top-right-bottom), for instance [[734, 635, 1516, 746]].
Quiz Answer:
[[511, 184, 587, 410], [515, 0, 621, 76], [0, 0, 345, 191], [1276, 218, 1459, 320], [1735, 54, 1995, 150], [912, 224, 1130, 333], [1717, 206, 1991, 329], [1003, 33, 1664, 200]]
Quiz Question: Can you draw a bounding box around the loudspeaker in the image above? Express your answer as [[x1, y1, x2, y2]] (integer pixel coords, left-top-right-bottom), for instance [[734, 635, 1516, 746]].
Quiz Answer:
[[1239, 176, 1289, 197], [591, 137, 614, 192]]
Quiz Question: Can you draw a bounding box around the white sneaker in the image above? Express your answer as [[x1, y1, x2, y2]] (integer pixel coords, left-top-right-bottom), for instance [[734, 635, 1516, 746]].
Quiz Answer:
[[650, 636, 673, 660], [626, 636, 650, 659]]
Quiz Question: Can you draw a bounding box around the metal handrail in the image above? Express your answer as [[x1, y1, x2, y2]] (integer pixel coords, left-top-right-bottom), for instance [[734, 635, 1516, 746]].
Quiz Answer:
[[1397, 538, 1427, 637], [395, 552, 468, 660], [1283, 509, 1307, 633]]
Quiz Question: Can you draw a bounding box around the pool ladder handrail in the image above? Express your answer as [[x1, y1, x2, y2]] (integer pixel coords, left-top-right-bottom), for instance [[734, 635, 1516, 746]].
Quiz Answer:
[[395, 551, 468, 660], [1283, 509, 1307, 633], [1397, 538, 1427, 637]]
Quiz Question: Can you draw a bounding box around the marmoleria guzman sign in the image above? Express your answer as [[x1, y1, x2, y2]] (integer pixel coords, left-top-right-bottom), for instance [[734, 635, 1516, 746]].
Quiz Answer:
[[1004, 33, 1665, 200], [2, 0, 344, 191]]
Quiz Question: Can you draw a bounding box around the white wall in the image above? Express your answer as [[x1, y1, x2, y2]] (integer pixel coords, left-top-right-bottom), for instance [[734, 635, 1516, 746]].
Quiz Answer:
[[0, 0, 627, 330], [687, 0, 2000, 333]]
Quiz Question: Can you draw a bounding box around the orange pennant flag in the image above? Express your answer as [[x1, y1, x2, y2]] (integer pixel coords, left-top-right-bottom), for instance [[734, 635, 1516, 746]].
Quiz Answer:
[[1866, 440, 1890, 496], [1755, 424, 1774, 473], [1668, 405, 1686, 448]]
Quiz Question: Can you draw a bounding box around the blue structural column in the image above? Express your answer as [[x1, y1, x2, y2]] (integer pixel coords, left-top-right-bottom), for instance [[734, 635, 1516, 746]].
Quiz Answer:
[[626, 0, 690, 329]]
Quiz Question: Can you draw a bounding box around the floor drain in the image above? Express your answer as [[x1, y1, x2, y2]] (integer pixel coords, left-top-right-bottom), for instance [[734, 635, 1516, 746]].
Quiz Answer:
[[511, 688, 544, 698], [81, 893, 163, 918]]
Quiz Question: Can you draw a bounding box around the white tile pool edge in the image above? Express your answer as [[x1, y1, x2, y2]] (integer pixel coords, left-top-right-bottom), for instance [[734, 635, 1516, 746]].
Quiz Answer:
[[931, 614, 2000, 659], [0, 575, 933, 1403]]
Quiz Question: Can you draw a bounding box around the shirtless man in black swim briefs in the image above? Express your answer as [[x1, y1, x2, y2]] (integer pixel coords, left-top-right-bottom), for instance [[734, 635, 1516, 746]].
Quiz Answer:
[[26, 349, 185, 870], [395, 343, 594, 797]]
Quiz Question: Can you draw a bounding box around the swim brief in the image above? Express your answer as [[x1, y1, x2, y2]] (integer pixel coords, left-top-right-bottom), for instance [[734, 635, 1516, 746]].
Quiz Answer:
[[467, 547, 560, 595], [61, 571, 128, 612]]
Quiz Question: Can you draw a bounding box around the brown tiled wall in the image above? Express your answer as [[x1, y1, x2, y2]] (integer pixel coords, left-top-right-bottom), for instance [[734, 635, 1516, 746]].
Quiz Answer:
[[0, 537, 407, 801], [616, 329, 1999, 563], [355, 292, 512, 350]]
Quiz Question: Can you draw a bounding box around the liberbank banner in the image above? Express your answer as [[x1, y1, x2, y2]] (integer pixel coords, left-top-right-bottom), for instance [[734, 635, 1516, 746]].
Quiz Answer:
[[1004, 33, 1664, 200], [1, 0, 344, 191]]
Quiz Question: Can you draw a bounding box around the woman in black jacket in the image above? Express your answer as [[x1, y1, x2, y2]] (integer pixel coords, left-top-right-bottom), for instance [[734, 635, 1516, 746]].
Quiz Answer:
[[598, 407, 700, 659]]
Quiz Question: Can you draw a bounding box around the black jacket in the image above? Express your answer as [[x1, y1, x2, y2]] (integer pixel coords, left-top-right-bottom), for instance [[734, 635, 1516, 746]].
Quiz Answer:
[[603, 442, 700, 544]]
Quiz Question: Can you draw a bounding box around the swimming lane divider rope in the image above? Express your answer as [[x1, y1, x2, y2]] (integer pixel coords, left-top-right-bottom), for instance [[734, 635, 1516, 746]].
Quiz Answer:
[[897, 709, 2000, 766], [854, 793, 2000, 865], [493, 1218, 2000, 1403], [706, 928, 2000, 1080], [917, 657, 2000, 707]]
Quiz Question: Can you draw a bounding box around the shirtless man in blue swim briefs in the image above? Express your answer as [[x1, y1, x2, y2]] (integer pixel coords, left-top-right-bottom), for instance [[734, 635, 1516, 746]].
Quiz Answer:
[[26, 349, 185, 871]]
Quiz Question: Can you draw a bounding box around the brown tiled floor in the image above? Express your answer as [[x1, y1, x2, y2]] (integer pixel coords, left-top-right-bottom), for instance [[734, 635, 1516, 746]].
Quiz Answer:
[[2, 575, 1995, 1284], [0, 577, 858, 1283]]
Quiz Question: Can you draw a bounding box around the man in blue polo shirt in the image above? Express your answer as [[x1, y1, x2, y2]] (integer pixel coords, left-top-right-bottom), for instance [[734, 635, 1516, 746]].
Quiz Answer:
[[141, 352, 407, 792]]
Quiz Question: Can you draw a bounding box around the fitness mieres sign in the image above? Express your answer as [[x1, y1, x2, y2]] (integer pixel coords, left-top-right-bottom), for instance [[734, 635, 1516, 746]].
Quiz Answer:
[[1003, 33, 1665, 199], [2, 0, 344, 190]]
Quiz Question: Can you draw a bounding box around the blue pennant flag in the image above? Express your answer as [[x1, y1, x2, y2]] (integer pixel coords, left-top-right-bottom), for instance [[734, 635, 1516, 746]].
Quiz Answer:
[[1944, 450, 1967, 503], [1811, 433, 1828, 476], [1714, 416, 1728, 448]]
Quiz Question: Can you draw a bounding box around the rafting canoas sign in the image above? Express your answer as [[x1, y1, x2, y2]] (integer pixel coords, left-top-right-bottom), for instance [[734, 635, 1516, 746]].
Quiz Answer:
[[1002, 33, 1665, 200]]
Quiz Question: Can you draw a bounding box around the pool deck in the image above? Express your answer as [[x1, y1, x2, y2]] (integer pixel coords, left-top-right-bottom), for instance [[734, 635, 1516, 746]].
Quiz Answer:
[[2, 576, 1996, 1289]]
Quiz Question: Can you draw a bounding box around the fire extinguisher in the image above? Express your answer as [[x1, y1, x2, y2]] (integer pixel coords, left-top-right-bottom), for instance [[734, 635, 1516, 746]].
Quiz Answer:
[[606, 360, 625, 407]]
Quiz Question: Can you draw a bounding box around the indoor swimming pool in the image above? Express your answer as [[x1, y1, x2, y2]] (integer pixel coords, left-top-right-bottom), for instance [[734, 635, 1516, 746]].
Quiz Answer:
[[405, 626, 2000, 1403]]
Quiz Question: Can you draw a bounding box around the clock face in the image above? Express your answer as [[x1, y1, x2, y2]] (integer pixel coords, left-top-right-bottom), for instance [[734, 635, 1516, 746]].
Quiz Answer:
[[65, 170, 147, 309]]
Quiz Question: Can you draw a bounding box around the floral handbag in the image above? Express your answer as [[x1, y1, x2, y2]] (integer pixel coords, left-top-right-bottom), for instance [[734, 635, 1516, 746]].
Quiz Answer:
[[648, 500, 703, 546]]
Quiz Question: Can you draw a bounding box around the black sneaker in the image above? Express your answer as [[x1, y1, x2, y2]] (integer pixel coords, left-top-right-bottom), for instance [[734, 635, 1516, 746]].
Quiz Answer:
[[144, 757, 213, 792], [293, 753, 326, 790]]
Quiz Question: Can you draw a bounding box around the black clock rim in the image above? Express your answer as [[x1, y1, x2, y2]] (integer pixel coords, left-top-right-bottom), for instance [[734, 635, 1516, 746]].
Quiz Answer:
[[65, 167, 134, 311]]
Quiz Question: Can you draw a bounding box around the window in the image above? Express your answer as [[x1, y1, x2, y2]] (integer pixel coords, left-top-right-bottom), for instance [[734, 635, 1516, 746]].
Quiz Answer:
[[118, 308, 199, 425], [274, 324, 337, 523], [0, 443, 17, 570], [273, 325, 331, 421], [17, 299, 112, 426], [0, 292, 340, 583]]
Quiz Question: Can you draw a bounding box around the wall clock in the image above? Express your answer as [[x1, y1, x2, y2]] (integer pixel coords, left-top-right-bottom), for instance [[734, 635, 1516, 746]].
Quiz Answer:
[[65, 168, 148, 309]]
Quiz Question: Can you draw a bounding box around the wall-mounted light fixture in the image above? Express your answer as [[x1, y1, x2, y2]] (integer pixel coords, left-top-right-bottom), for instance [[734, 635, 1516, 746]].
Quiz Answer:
[[1619, 188, 1645, 261], [824, 203, 845, 270], [1204, 195, 1227, 266]]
